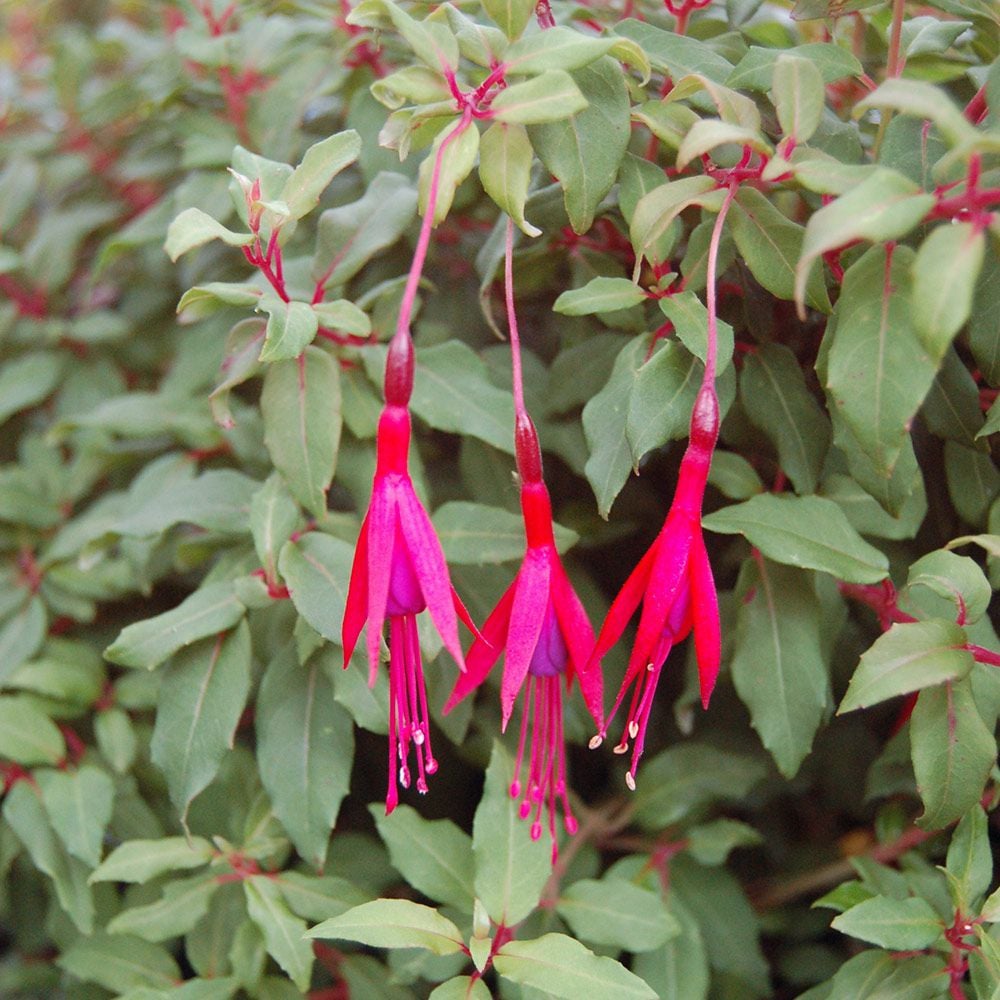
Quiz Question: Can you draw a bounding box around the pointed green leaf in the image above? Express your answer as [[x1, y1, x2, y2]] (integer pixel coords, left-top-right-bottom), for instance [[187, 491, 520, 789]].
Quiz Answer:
[[911, 222, 985, 361], [374, 804, 475, 911], [946, 805, 992, 911], [911, 678, 996, 829], [257, 647, 353, 871], [279, 532, 354, 643], [244, 875, 314, 991], [703, 493, 889, 583], [731, 559, 829, 778], [839, 620, 973, 713], [90, 836, 215, 884], [58, 932, 180, 992], [494, 932, 657, 999], [261, 345, 342, 518], [554, 277, 647, 316], [418, 121, 479, 225], [482, 0, 534, 38], [556, 878, 679, 952], [0, 352, 64, 427], [165, 208, 253, 261], [0, 695, 64, 765], [281, 131, 361, 220], [150, 622, 253, 823], [0, 597, 48, 685], [473, 741, 550, 926], [478, 122, 540, 237], [492, 70, 588, 124], [36, 766, 114, 869], [107, 874, 218, 941], [307, 897, 464, 955], [259, 299, 320, 362], [105, 582, 246, 670], [831, 894, 942, 950], [772, 54, 825, 142]]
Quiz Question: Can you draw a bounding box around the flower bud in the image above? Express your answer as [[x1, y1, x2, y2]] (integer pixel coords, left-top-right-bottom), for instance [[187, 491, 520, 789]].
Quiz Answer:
[[384, 333, 414, 406], [514, 412, 543, 484]]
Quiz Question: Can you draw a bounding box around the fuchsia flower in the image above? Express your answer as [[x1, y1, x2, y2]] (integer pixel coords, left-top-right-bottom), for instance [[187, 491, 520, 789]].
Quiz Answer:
[[343, 334, 476, 813], [588, 379, 722, 794], [446, 415, 602, 852]]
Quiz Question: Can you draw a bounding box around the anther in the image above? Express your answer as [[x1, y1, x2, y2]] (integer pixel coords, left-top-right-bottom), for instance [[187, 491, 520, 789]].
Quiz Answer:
[[588, 734, 604, 750], [625, 771, 636, 791]]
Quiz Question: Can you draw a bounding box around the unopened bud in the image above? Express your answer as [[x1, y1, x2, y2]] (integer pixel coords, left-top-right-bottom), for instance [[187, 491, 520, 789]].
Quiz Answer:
[[689, 383, 719, 452], [514, 412, 543, 484], [384, 333, 414, 406]]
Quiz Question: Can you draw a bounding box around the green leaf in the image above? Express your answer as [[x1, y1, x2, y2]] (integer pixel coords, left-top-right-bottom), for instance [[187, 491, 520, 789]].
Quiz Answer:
[[703, 493, 889, 583], [0, 695, 64, 765], [429, 978, 492, 1000], [632, 895, 709, 1000], [433, 501, 577, 564], [312, 299, 371, 337], [349, 0, 458, 71], [3, 782, 94, 932], [281, 131, 361, 220], [307, 897, 465, 955], [583, 337, 647, 519], [528, 59, 630, 234], [632, 744, 767, 829], [373, 804, 474, 911], [824, 949, 948, 1000], [244, 875, 314, 991], [419, 121, 479, 225], [728, 43, 861, 91], [176, 282, 262, 319], [708, 451, 765, 500], [946, 806, 992, 911], [107, 874, 218, 942], [911, 222, 985, 361], [906, 549, 992, 626], [312, 172, 418, 290], [478, 122, 540, 237], [279, 532, 355, 643], [150, 622, 253, 824], [36, 766, 114, 869], [250, 474, 300, 589], [0, 598, 48, 686], [105, 582, 246, 670], [58, 932, 180, 993], [554, 276, 647, 316], [473, 741, 550, 926], [729, 187, 831, 312], [257, 646, 353, 870], [0, 352, 63, 427], [676, 119, 770, 172], [492, 70, 588, 125], [838, 620, 973, 713], [274, 871, 370, 922], [772, 54, 825, 142], [686, 819, 763, 866], [494, 932, 656, 999], [857, 78, 975, 148], [740, 343, 831, 493], [482, 0, 533, 38], [94, 706, 138, 774], [258, 299, 320, 362], [614, 19, 733, 82], [165, 208, 253, 261], [556, 878, 679, 952], [630, 176, 722, 267], [795, 170, 936, 310], [911, 678, 996, 829], [504, 26, 648, 79], [946, 440, 1000, 527], [831, 894, 942, 950], [260, 346, 342, 518], [90, 836, 215, 884], [731, 558, 829, 779]]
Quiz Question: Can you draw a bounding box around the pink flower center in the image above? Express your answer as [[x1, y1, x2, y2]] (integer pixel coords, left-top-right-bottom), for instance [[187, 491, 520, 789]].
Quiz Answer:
[[385, 524, 426, 616]]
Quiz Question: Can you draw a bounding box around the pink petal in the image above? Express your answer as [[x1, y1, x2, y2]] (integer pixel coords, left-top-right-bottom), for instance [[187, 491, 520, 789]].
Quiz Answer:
[[452, 587, 487, 647], [365, 481, 396, 686], [396, 483, 465, 670], [500, 551, 550, 728], [550, 557, 603, 729], [628, 516, 692, 677], [443, 582, 516, 713], [342, 515, 370, 669], [588, 541, 658, 668], [688, 528, 721, 709]]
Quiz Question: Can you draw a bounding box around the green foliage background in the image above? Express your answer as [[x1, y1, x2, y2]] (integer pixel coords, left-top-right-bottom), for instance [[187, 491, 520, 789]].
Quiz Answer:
[[0, 0, 998, 997]]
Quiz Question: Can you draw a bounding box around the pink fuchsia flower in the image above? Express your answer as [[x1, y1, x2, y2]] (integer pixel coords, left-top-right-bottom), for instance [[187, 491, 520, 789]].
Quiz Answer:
[[446, 414, 603, 854], [588, 382, 722, 790], [342, 334, 477, 813]]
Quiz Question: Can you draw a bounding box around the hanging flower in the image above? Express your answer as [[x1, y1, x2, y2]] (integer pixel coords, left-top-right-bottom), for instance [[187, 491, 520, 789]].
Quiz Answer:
[[343, 334, 476, 813], [445, 424, 602, 855], [588, 382, 722, 790]]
